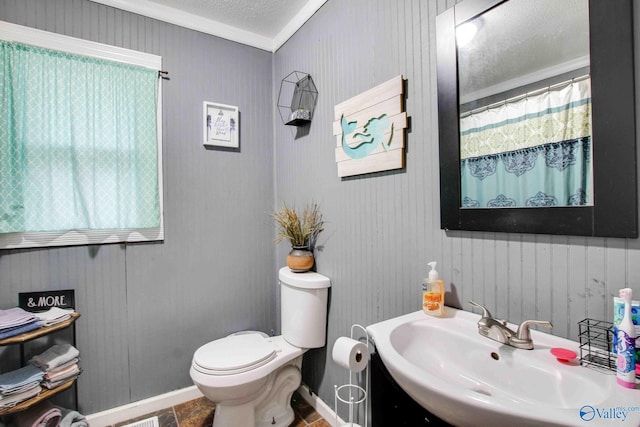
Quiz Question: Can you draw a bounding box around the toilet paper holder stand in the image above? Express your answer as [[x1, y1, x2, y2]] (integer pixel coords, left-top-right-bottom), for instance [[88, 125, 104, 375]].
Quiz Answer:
[[334, 324, 369, 427]]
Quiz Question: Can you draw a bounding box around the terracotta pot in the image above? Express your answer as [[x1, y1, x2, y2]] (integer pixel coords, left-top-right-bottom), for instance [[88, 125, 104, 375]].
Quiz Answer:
[[287, 246, 314, 272]]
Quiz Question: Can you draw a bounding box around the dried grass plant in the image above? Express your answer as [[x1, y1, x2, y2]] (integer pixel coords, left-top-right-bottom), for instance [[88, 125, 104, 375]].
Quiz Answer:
[[273, 203, 324, 248]]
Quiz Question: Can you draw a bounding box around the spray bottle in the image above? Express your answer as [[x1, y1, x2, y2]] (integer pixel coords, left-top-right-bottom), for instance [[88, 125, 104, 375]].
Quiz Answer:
[[422, 261, 445, 317], [617, 288, 636, 388]]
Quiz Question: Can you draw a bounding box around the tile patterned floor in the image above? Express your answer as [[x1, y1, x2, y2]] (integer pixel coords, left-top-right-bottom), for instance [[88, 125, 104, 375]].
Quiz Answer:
[[113, 391, 331, 427]]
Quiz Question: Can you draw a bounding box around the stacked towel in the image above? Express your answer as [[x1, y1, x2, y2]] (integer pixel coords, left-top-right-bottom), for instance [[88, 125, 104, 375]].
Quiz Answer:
[[34, 308, 75, 327], [0, 364, 44, 408], [0, 308, 40, 340], [0, 308, 36, 329], [30, 345, 80, 390], [14, 400, 61, 427], [0, 385, 42, 409], [42, 361, 80, 390]]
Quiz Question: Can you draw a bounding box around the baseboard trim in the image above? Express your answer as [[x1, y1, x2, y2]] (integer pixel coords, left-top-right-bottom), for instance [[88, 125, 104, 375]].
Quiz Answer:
[[86, 385, 203, 427], [296, 384, 345, 427], [86, 383, 343, 427]]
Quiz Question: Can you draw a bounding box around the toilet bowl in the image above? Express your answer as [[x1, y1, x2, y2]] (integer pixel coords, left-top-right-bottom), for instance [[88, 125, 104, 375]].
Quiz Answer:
[[190, 267, 330, 427]]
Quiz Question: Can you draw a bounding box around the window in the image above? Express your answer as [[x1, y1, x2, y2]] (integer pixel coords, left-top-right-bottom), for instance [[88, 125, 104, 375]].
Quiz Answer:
[[0, 21, 163, 249]]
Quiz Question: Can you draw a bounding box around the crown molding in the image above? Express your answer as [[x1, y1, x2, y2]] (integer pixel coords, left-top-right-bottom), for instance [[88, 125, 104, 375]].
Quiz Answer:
[[272, 0, 328, 51], [88, 0, 327, 52]]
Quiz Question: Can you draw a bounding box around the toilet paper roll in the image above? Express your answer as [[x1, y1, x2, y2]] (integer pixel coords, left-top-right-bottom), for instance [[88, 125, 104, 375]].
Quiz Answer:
[[332, 336, 369, 373]]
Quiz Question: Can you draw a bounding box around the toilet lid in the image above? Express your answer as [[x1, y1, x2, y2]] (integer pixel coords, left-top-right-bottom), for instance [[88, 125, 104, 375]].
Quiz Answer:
[[193, 334, 277, 375]]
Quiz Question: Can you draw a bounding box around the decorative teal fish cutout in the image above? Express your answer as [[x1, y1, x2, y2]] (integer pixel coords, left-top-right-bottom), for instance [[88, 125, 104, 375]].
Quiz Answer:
[[341, 114, 394, 159]]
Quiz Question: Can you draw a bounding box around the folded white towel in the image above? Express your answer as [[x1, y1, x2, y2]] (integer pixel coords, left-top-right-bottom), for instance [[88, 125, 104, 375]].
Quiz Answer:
[[35, 308, 74, 327], [30, 344, 80, 371]]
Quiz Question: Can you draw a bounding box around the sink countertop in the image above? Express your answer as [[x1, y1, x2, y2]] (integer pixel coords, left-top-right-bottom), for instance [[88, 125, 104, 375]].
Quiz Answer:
[[367, 307, 640, 427]]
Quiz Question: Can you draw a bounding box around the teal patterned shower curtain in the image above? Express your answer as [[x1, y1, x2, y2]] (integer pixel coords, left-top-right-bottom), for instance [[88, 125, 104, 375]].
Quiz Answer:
[[0, 41, 160, 233], [459, 78, 592, 208]]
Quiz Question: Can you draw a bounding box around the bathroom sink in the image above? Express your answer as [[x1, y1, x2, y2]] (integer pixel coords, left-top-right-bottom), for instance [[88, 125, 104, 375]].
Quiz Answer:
[[367, 307, 640, 427]]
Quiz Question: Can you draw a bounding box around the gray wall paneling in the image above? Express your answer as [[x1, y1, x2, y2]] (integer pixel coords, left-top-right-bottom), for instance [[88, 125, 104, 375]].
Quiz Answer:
[[1, 0, 640, 421], [273, 0, 640, 419], [0, 0, 275, 414]]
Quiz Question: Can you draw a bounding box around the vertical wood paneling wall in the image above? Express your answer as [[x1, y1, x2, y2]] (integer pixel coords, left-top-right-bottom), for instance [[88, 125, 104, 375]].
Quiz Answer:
[[1, 0, 640, 420], [0, 0, 276, 414], [273, 0, 640, 414]]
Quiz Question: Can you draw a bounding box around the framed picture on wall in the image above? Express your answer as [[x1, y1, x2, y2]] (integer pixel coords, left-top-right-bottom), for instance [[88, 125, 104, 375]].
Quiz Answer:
[[203, 102, 239, 148]]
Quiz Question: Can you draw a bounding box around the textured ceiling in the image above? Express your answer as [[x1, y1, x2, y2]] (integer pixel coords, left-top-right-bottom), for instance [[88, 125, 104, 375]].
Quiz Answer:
[[458, 0, 589, 102], [89, 0, 324, 50], [144, 0, 311, 38]]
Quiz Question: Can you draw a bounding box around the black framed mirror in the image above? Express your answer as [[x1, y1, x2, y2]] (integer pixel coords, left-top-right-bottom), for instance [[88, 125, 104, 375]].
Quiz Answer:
[[436, 0, 637, 237]]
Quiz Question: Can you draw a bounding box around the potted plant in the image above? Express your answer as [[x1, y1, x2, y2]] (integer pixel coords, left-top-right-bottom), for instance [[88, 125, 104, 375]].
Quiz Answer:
[[273, 203, 324, 272]]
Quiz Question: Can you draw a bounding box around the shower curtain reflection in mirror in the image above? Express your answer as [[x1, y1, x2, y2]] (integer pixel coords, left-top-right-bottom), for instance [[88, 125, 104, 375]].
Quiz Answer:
[[459, 77, 592, 208]]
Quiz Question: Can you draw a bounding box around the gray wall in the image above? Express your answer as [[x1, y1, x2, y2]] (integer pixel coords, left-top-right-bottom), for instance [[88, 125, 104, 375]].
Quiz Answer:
[[273, 0, 640, 417], [0, 0, 276, 414], [1, 0, 640, 421]]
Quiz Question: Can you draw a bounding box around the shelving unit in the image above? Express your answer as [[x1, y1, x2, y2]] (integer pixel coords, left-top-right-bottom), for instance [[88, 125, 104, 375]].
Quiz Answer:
[[0, 312, 80, 416], [0, 380, 75, 416]]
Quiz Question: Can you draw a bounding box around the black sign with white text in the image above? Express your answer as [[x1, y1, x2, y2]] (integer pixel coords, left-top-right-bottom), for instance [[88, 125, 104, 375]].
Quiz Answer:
[[18, 289, 75, 312]]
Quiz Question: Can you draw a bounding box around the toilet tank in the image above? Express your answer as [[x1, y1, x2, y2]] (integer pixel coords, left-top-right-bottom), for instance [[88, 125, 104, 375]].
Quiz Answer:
[[279, 267, 331, 348]]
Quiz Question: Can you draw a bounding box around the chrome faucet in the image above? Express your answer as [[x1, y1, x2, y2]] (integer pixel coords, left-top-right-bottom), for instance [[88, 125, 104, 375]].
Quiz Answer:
[[468, 301, 552, 350]]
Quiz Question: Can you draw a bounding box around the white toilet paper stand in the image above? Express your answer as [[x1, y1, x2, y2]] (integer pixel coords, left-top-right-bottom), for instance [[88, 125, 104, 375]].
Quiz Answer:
[[334, 324, 369, 427]]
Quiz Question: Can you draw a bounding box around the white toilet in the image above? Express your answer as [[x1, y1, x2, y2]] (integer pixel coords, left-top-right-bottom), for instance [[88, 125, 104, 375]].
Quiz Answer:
[[190, 267, 331, 427]]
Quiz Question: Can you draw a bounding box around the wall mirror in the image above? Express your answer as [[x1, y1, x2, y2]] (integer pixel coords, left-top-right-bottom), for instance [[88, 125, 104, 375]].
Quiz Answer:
[[436, 0, 637, 237]]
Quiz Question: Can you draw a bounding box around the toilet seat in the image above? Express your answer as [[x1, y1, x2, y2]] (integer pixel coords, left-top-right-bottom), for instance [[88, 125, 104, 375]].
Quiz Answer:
[[193, 334, 277, 375]]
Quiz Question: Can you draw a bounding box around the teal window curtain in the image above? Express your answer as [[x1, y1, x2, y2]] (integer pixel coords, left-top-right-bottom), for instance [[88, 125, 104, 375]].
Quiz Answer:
[[0, 41, 160, 234]]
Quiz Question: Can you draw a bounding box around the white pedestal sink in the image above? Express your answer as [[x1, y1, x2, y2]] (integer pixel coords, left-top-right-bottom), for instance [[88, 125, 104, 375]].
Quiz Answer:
[[366, 307, 640, 426]]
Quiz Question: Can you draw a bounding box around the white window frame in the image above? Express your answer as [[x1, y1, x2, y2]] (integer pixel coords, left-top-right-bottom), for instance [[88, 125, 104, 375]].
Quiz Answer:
[[0, 21, 164, 249]]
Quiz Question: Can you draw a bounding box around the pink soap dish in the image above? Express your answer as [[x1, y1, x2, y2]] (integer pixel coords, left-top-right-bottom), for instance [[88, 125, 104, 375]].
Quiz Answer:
[[550, 347, 577, 363]]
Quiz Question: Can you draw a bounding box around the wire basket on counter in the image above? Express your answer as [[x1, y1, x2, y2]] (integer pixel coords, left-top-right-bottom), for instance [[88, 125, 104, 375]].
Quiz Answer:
[[578, 318, 617, 374]]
